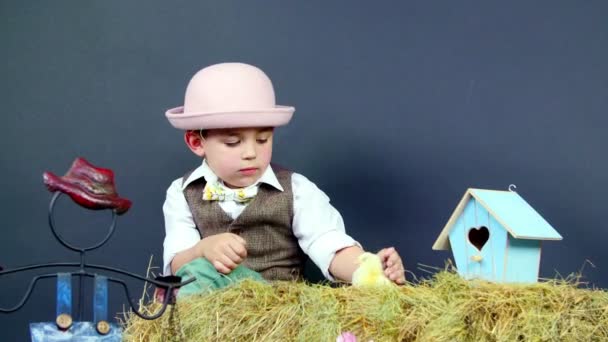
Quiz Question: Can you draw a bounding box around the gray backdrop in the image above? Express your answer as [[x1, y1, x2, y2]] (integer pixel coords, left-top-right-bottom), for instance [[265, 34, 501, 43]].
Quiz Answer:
[[1, 1, 607, 340]]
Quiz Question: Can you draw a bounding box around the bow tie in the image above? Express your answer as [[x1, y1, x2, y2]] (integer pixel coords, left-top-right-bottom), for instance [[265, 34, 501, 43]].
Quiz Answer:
[[202, 181, 258, 203]]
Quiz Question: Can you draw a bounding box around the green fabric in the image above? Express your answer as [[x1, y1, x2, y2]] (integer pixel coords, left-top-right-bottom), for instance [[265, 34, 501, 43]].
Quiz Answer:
[[175, 258, 266, 297]]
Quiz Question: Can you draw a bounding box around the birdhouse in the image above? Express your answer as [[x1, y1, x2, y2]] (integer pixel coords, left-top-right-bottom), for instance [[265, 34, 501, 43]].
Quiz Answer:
[[432, 188, 562, 283]]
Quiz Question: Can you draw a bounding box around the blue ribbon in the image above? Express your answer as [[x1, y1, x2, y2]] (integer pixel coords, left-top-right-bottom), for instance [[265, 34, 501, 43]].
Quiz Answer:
[[93, 275, 108, 324], [56, 273, 72, 318]]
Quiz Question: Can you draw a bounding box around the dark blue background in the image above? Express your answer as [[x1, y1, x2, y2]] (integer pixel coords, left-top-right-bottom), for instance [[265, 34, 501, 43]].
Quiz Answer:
[[1, 1, 606, 340]]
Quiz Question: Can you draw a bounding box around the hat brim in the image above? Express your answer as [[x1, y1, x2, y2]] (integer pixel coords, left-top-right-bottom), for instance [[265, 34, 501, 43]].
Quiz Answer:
[[165, 106, 294, 130]]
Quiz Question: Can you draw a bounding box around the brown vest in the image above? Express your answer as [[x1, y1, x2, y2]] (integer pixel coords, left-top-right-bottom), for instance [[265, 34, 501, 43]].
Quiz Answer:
[[182, 166, 306, 281]]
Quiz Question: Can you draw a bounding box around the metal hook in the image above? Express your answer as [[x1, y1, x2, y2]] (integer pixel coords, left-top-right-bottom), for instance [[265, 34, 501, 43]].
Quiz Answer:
[[508, 184, 517, 192], [0, 265, 194, 317]]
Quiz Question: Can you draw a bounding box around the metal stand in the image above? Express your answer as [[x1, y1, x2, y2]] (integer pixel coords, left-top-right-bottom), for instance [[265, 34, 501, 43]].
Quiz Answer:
[[0, 192, 194, 320]]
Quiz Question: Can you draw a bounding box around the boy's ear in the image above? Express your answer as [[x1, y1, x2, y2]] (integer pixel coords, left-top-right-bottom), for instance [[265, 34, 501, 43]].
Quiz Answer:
[[184, 131, 205, 157]]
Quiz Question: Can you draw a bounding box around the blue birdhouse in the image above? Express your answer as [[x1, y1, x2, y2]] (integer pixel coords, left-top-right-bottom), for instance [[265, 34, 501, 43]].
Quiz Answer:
[[432, 188, 562, 283]]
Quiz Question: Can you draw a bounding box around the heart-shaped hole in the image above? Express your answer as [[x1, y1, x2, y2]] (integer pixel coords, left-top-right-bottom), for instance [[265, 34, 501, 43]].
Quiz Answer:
[[468, 226, 490, 251]]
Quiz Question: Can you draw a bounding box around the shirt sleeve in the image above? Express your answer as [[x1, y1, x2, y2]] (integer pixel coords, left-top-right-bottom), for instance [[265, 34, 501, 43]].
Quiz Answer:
[[162, 178, 201, 275], [291, 173, 360, 281]]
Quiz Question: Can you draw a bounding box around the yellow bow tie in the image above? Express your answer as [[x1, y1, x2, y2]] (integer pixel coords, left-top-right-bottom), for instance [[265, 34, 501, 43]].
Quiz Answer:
[[202, 181, 258, 203]]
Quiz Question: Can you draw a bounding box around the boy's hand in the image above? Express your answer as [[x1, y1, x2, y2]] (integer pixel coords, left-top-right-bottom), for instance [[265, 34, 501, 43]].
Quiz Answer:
[[198, 233, 247, 274], [377, 247, 406, 285]]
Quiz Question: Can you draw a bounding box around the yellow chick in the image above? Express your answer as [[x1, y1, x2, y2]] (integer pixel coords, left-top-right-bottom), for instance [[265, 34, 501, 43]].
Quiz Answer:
[[351, 252, 393, 287]]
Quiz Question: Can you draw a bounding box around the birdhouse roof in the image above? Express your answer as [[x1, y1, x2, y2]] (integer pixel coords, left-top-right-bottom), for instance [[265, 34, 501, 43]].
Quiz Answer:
[[433, 188, 562, 250]]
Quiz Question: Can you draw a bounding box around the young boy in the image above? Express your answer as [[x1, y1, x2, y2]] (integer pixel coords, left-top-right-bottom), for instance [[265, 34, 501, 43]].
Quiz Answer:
[[162, 62, 405, 287]]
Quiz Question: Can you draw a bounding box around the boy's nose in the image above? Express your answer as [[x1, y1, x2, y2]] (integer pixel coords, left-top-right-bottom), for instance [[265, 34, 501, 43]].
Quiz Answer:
[[241, 142, 257, 160]]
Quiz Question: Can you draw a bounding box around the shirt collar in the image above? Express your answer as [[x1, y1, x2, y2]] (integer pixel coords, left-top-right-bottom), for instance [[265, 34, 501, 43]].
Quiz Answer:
[[181, 159, 284, 192]]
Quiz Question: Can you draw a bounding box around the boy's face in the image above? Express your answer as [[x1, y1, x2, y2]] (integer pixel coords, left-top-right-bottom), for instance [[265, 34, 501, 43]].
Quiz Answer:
[[193, 127, 274, 188]]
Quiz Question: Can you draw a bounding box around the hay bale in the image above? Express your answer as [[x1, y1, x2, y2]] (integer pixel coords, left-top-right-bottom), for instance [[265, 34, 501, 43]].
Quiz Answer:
[[122, 271, 608, 341]]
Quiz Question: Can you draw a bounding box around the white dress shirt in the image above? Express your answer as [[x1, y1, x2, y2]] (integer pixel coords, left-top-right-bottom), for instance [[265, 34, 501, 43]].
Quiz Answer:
[[162, 160, 359, 280]]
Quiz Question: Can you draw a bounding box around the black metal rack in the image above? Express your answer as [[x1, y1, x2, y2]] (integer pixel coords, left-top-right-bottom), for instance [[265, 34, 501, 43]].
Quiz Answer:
[[0, 191, 194, 321]]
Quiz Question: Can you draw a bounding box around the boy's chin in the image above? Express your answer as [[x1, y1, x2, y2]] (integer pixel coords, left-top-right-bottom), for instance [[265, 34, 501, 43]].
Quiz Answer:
[[224, 177, 259, 189]]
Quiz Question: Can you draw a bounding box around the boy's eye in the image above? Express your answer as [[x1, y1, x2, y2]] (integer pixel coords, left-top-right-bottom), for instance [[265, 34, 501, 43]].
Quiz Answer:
[[225, 141, 240, 147], [256, 138, 268, 144]]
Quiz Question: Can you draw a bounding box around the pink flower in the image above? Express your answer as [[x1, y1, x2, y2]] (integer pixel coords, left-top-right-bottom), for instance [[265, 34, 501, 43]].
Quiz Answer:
[[337, 332, 357, 342]]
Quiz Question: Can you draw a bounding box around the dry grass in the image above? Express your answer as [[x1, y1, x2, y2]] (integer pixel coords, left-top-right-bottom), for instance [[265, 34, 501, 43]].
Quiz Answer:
[[121, 270, 608, 341]]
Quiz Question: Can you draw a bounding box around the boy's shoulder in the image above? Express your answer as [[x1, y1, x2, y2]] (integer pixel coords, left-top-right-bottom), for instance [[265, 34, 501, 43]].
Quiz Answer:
[[269, 163, 293, 175], [270, 164, 310, 184], [182, 168, 197, 183]]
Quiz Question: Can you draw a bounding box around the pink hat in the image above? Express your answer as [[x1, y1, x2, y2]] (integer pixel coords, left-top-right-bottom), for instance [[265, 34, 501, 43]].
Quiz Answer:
[[165, 63, 295, 130]]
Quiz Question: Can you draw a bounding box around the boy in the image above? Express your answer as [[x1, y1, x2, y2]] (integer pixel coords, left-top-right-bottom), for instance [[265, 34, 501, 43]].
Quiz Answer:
[[162, 62, 405, 287]]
